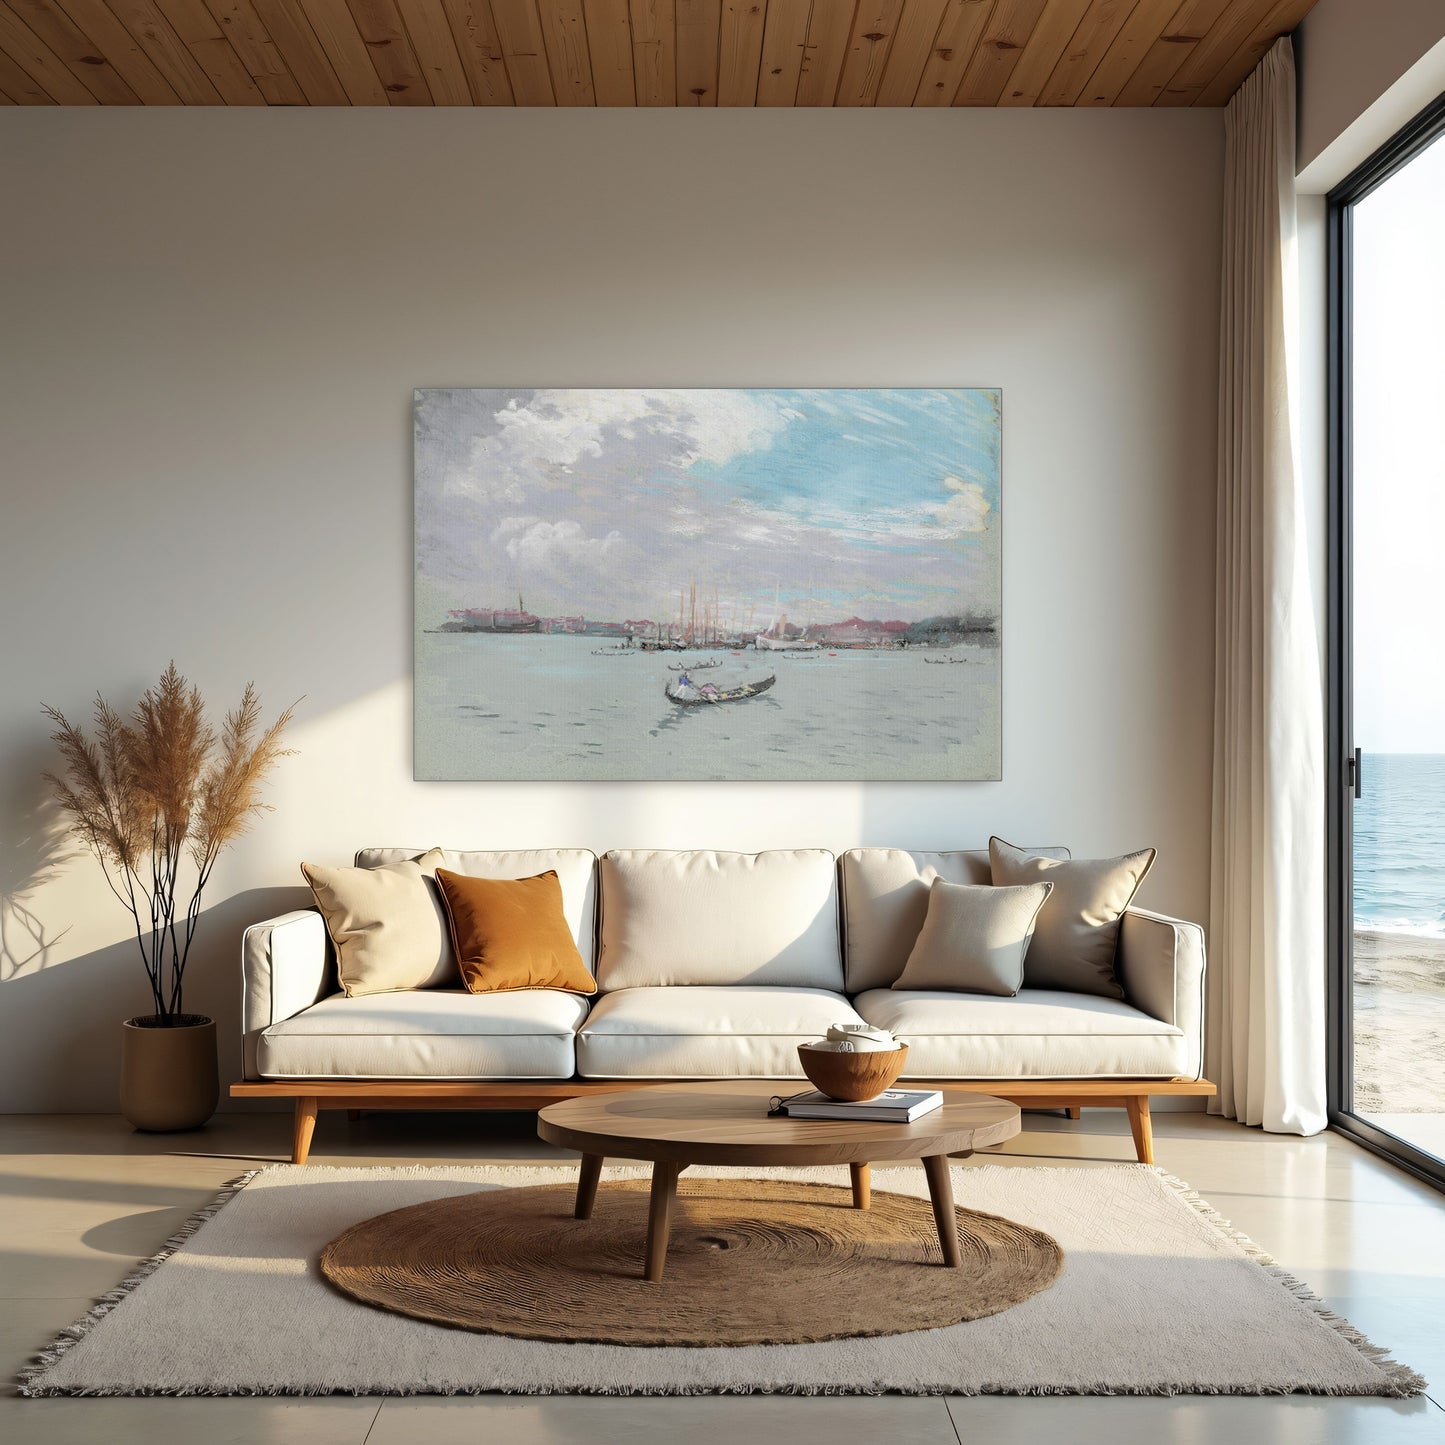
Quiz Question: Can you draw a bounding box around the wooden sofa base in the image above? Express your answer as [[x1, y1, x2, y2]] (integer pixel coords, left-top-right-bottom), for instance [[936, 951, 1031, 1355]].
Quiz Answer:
[[230, 1077, 1216, 1168]]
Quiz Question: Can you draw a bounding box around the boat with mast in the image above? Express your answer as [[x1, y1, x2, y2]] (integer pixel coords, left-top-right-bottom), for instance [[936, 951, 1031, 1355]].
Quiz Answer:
[[755, 582, 818, 651]]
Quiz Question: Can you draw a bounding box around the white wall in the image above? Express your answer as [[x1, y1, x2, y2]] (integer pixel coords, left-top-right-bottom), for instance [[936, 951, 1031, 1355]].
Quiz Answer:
[[0, 107, 1222, 1111], [1295, 0, 1445, 191]]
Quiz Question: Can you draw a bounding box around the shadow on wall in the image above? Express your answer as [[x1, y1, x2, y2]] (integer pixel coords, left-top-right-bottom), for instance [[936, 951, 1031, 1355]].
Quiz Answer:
[[0, 772, 79, 981], [0, 887, 308, 1114]]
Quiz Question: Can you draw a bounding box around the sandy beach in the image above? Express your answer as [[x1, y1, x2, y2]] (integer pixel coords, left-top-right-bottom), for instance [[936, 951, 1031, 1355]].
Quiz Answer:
[[1351, 929, 1445, 1113]]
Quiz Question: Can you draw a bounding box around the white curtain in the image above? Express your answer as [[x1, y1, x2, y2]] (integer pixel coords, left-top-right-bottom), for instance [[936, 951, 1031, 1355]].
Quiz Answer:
[[1207, 36, 1327, 1135]]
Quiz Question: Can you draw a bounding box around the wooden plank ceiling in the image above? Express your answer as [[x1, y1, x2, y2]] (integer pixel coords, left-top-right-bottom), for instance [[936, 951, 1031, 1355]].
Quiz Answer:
[[0, 0, 1320, 106]]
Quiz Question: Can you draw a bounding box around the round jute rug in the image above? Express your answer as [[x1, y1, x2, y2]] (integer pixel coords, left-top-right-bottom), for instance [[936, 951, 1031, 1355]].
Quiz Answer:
[[318, 1177, 1063, 1346]]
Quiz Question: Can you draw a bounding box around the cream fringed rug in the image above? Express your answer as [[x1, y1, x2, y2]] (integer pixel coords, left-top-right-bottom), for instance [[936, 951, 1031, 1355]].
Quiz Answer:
[[19, 1163, 1425, 1399]]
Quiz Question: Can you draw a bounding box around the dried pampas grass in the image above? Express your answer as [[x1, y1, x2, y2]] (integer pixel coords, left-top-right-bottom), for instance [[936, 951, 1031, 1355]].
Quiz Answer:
[[44, 664, 297, 1022]]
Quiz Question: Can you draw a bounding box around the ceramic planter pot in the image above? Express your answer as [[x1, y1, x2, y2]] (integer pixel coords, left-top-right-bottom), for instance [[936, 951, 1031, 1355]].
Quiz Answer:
[[120, 1015, 219, 1132]]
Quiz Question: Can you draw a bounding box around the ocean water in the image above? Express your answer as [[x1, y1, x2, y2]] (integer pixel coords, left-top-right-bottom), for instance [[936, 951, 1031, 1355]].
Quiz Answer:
[[1353, 753, 1445, 936], [414, 632, 1001, 782]]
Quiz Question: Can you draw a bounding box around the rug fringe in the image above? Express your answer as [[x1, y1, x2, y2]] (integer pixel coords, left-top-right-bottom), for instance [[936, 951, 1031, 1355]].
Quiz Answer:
[[16, 1169, 261, 1398], [1150, 1165, 1426, 1399]]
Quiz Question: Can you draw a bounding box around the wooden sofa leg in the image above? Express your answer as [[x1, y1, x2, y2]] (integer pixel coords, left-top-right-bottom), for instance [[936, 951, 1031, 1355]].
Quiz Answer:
[[1066, 1106, 1081, 1120], [1125, 1095, 1154, 1165], [293, 1096, 319, 1165]]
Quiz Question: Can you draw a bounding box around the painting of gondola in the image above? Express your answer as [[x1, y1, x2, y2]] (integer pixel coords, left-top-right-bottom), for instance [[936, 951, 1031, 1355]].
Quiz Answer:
[[414, 388, 1001, 782]]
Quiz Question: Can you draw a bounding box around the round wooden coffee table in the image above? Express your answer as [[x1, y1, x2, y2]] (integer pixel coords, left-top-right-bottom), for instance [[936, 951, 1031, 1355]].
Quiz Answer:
[[537, 1081, 1021, 1283]]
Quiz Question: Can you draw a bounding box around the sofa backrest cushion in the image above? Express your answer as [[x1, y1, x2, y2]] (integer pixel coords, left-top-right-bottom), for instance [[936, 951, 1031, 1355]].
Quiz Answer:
[[355, 849, 599, 976], [597, 849, 841, 991], [841, 847, 1071, 993]]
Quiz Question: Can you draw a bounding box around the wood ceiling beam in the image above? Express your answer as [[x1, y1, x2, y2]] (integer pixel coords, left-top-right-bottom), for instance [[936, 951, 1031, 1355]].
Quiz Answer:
[[396, 0, 474, 103], [1035, 0, 1138, 107], [0, 0, 102, 100], [47, 0, 181, 101], [292, 0, 388, 101], [247, 0, 348, 101], [203, 0, 307, 104], [0, 25, 58, 97], [1112, 0, 1226, 104], [873, 0, 947, 106], [537, 0, 595, 103], [716, 0, 764, 106], [583, 0, 634, 104], [835, 0, 905, 107], [995, 0, 1090, 106], [1192, 0, 1313, 105], [913, 0, 994, 108], [6, 0, 141, 102], [953, 0, 1046, 106], [754, 0, 806, 106], [0, 0, 1323, 104], [490, 0, 556, 102], [674, 0, 716, 104], [795, 0, 856, 106], [152, 0, 266, 103], [1074, 0, 1174, 106], [344, 0, 431, 103]]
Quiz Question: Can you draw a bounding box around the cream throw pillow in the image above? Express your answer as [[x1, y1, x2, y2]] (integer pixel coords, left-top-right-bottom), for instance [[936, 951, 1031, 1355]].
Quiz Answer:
[[301, 848, 455, 997], [892, 879, 1053, 997], [989, 837, 1156, 999]]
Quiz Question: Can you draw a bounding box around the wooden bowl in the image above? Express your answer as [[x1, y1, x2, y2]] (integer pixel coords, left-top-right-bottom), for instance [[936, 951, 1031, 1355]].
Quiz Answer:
[[797, 1042, 909, 1102]]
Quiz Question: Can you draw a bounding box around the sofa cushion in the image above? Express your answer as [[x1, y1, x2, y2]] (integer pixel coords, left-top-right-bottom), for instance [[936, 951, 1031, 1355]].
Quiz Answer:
[[436, 868, 597, 997], [990, 838, 1155, 1000], [597, 850, 842, 991], [840, 847, 1070, 993], [302, 849, 454, 996], [256, 989, 588, 1080], [576, 986, 862, 1078], [356, 848, 598, 976], [892, 879, 1053, 997], [853, 988, 1188, 1079]]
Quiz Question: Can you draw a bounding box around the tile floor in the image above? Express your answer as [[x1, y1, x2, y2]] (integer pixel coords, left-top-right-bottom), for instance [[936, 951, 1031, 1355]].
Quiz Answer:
[[2, 1107, 1442, 1444]]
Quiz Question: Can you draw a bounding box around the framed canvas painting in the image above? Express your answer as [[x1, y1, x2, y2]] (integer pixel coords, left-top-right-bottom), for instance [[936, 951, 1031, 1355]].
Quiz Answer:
[[414, 388, 1001, 781]]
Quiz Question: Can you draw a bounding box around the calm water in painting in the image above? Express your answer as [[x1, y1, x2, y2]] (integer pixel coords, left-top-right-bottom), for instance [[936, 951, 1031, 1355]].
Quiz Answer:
[[416, 633, 1000, 782]]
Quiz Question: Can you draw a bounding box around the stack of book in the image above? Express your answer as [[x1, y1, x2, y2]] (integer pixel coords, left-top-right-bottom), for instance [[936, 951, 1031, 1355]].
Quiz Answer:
[[769, 1088, 943, 1123]]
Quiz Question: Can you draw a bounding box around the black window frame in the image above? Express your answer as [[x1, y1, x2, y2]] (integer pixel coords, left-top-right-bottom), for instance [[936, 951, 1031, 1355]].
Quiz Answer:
[[1326, 90, 1445, 1190]]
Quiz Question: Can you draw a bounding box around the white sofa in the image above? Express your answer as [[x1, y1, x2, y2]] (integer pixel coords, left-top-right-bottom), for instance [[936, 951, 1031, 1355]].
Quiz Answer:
[[236, 846, 1209, 1163]]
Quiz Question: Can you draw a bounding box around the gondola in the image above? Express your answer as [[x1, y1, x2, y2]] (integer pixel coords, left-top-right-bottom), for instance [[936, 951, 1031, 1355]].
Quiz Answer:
[[665, 673, 776, 707], [666, 658, 721, 671], [923, 656, 969, 664]]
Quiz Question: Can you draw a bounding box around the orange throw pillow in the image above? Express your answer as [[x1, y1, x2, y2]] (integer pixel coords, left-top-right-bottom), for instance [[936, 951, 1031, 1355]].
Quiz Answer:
[[434, 868, 597, 996]]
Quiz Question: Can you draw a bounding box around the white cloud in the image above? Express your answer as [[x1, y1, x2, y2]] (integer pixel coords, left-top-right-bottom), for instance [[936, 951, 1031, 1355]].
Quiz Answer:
[[457, 390, 790, 499], [503, 519, 624, 568], [926, 476, 991, 536], [489, 514, 540, 543]]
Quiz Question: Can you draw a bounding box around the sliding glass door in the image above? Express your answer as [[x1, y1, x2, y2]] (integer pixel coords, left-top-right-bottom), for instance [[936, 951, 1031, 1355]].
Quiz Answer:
[[1330, 97, 1445, 1183]]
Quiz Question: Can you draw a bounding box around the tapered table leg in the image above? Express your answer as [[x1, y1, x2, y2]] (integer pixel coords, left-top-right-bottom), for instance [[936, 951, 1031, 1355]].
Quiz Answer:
[[922, 1154, 962, 1268], [574, 1153, 603, 1220], [850, 1161, 871, 1210], [644, 1161, 682, 1283]]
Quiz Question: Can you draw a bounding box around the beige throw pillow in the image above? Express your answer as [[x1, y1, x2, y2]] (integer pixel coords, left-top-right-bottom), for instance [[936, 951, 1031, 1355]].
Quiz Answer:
[[892, 879, 1053, 997], [989, 837, 1156, 999], [301, 848, 455, 997]]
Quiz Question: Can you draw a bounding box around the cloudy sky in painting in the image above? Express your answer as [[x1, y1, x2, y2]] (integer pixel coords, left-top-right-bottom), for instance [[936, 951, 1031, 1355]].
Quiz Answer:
[[414, 389, 1001, 627]]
